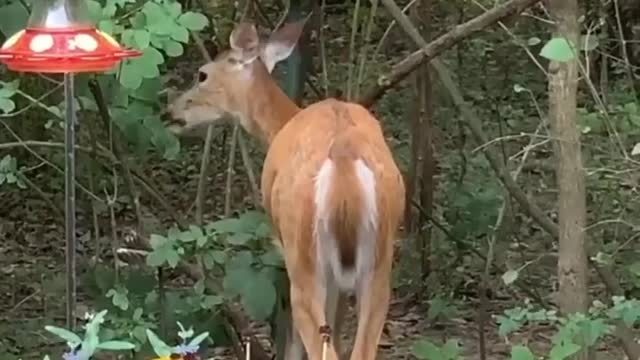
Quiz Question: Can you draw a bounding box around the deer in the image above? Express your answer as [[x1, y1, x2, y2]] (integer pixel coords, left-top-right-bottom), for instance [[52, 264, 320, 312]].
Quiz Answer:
[[166, 16, 406, 360]]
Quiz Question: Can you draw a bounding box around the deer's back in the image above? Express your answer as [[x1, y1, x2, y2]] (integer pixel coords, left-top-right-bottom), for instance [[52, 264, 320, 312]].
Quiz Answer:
[[261, 98, 405, 252]]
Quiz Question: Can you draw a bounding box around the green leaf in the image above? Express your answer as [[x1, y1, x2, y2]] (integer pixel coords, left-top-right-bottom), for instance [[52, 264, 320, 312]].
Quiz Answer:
[[132, 78, 163, 102], [255, 222, 272, 238], [143, 2, 168, 26], [167, 1, 182, 17], [119, 61, 143, 89], [549, 342, 581, 360], [0, 2, 29, 38], [413, 339, 445, 360], [260, 249, 284, 267], [242, 272, 276, 321], [527, 37, 541, 46], [227, 251, 254, 269], [146, 243, 180, 268], [0, 80, 19, 97], [540, 37, 576, 62], [134, 29, 151, 49], [226, 233, 254, 246], [96, 341, 136, 350], [170, 24, 190, 43], [189, 225, 205, 240], [497, 315, 523, 337], [0, 155, 12, 169], [207, 218, 244, 234], [150, 234, 167, 248], [201, 295, 223, 309], [223, 267, 254, 297], [177, 321, 194, 340], [84, 310, 108, 354], [106, 288, 129, 311], [178, 12, 209, 31], [440, 339, 462, 360], [146, 329, 173, 357], [510, 345, 534, 360], [580, 34, 599, 52], [144, 46, 165, 65], [211, 250, 227, 264], [163, 39, 184, 57], [203, 253, 216, 270], [0, 98, 15, 114], [86, 0, 103, 24], [501, 269, 519, 285], [131, 54, 160, 79], [44, 326, 82, 346], [513, 84, 526, 93], [188, 331, 210, 348], [130, 12, 146, 28], [5, 172, 16, 184], [98, 19, 115, 34]]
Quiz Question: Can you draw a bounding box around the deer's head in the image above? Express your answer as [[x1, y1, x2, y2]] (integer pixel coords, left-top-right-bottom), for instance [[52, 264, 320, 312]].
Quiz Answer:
[[166, 18, 307, 135]]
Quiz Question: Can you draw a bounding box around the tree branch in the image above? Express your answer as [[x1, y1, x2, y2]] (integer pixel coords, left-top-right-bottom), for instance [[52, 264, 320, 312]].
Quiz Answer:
[[358, 0, 541, 108]]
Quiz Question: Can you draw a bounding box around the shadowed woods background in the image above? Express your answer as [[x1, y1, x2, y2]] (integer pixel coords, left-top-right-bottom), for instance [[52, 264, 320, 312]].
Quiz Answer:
[[3, 0, 640, 359]]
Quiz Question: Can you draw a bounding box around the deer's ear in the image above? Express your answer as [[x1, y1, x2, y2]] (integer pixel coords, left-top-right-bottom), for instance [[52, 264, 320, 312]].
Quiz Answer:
[[261, 16, 308, 73], [230, 22, 260, 63]]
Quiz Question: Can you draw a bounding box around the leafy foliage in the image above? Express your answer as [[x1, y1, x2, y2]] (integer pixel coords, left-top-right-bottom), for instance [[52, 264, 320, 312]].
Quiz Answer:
[[413, 339, 463, 360], [0, 80, 19, 114], [44, 310, 135, 360], [143, 210, 282, 322], [0, 154, 26, 189]]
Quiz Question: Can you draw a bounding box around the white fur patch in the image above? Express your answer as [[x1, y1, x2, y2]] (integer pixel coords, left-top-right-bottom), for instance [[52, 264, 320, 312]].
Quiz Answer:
[[313, 158, 378, 293]]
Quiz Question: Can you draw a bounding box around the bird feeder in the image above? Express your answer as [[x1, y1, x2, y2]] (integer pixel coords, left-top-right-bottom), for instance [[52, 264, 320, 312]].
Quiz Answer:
[[0, 0, 141, 330], [0, 0, 140, 72]]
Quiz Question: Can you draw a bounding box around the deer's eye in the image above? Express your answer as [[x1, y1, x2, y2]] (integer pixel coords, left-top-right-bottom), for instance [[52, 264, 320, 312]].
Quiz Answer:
[[198, 71, 207, 83]]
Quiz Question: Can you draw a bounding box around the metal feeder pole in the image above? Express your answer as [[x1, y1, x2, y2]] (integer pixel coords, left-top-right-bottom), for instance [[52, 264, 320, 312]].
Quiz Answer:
[[64, 72, 77, 330]]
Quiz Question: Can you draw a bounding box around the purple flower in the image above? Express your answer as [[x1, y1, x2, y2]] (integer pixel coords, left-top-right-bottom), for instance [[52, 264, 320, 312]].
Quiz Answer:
[[62, 351, 81, 360], [175, 343, 199, 355], [62, 348, 89, 360]]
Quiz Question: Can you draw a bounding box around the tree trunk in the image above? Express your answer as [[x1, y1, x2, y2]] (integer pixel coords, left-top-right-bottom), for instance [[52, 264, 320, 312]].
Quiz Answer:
[[405, 0, 435, 289], [548, 0, 590, 359]]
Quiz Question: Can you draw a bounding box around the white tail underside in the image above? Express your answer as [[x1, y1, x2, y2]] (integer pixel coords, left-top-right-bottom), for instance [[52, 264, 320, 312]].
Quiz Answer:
[[313, 158, 379, 293]]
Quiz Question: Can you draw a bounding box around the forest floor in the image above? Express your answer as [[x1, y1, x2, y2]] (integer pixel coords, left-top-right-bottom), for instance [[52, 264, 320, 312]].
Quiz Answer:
[[0, 143, 627, 359]]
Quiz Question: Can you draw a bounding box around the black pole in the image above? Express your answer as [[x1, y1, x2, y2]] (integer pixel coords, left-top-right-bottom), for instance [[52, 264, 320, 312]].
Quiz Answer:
[[64, 72, 77, 330]]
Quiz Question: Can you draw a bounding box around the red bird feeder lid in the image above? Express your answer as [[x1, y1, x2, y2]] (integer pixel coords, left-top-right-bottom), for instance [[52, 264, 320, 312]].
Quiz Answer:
[[0, 0, 141, 73]]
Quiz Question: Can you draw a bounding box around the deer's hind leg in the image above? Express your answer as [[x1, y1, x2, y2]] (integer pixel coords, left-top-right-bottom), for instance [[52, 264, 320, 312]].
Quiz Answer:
[[348, 235, 393, 360]]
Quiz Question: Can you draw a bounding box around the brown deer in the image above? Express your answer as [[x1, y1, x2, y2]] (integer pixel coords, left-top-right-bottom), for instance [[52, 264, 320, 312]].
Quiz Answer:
[[166, 17, 405, 360]]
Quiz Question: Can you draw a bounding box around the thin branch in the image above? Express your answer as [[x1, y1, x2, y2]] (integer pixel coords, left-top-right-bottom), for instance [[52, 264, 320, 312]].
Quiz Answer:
[[318, 0, 330, 97], [358, 0, 541, 108], [17, 172, 64, 219], [0, 120, 104, 203], [365, 0, 418, 84], [237, 130, 260, 206], [225, 125, 240, 217], [345, 0, 363, 100], [354, 0, 379, 99], [0, 84, 63, 118], [89, 80, 145, 236]]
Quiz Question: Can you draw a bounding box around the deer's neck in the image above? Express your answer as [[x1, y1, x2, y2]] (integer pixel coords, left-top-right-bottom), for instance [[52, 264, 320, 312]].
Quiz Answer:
[[241, 66, 301, 145]]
